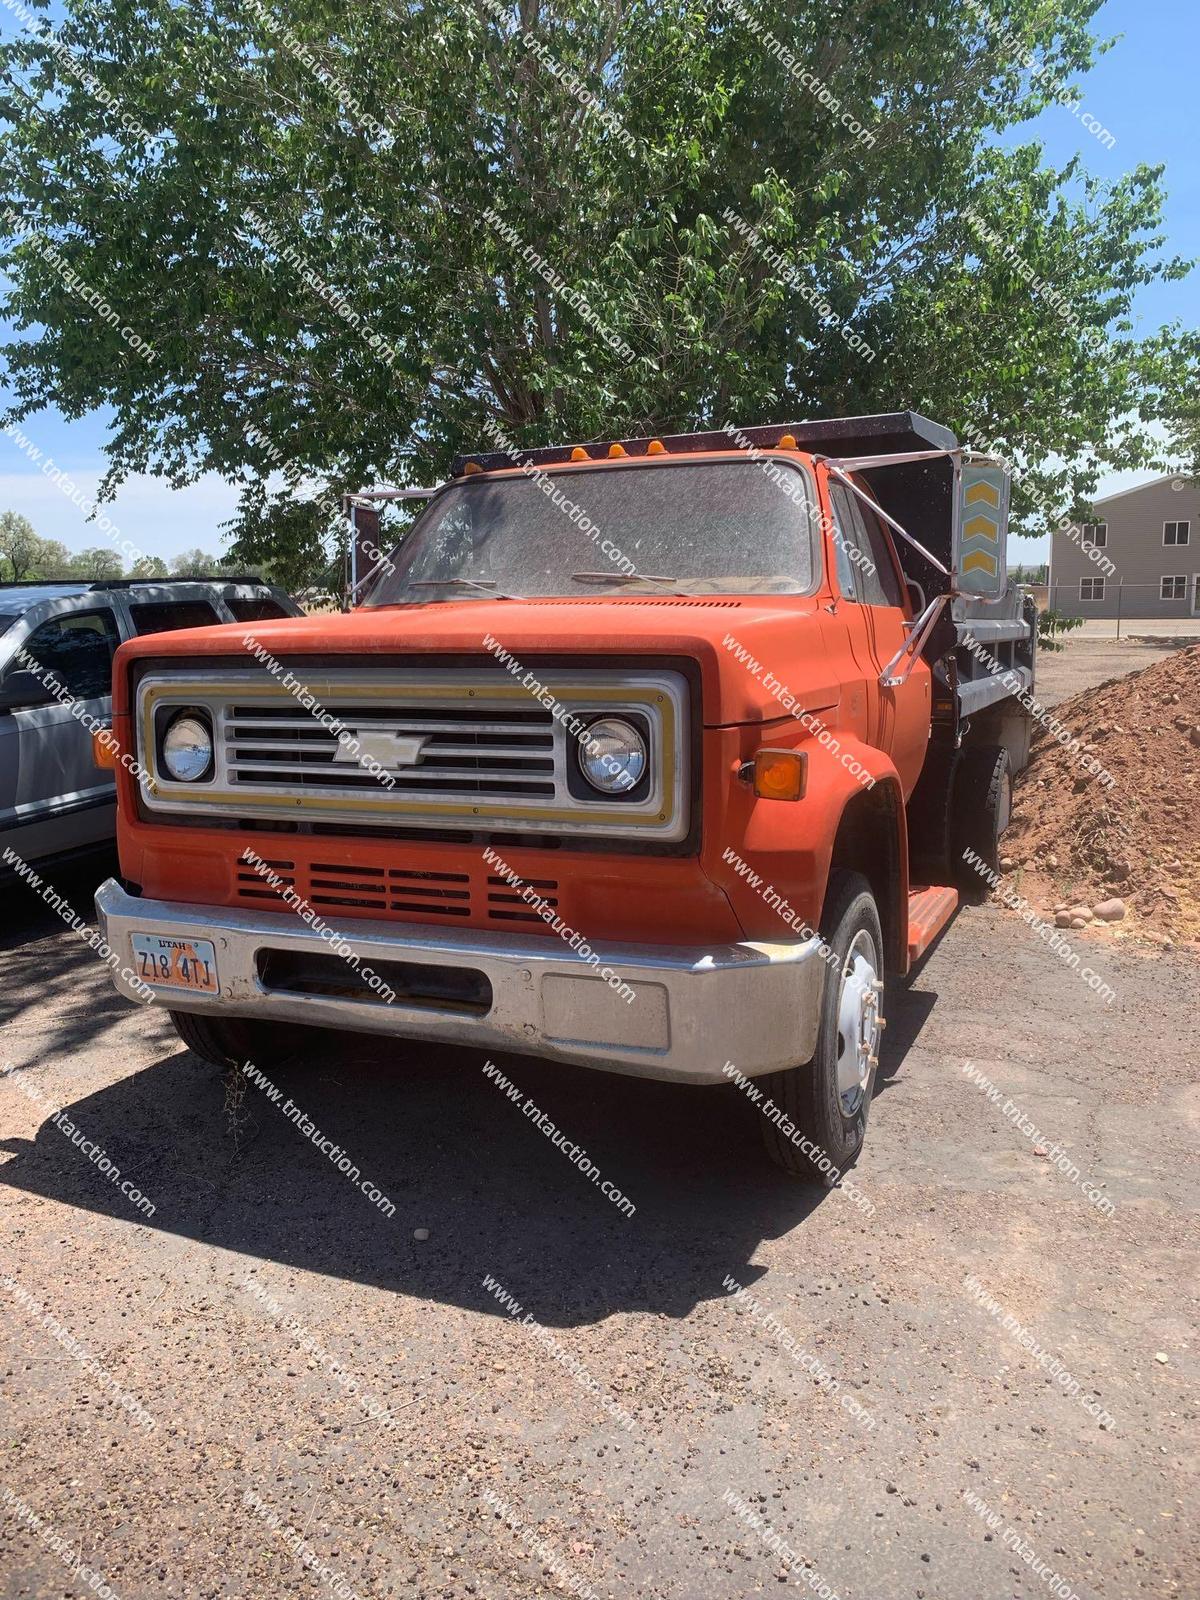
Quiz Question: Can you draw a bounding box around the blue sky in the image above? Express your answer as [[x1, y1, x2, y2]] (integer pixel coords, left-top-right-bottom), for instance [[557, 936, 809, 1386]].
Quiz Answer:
[[0, 0, 1195, 568]]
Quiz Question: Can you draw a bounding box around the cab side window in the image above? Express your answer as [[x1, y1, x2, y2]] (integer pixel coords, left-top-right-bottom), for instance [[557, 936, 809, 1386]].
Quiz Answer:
[[829, 492, 863, 602], [830, 486, 905, 608], [18, 610, 120, 700]]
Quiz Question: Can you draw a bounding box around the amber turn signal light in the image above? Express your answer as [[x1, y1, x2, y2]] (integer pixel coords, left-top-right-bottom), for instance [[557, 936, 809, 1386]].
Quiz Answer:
[[91, 727, 117, 770], [752, 748, 807, 801]]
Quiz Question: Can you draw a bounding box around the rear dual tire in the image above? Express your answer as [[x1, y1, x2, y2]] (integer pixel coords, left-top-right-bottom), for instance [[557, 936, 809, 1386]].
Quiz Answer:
[[952, 743, 1012, 891]]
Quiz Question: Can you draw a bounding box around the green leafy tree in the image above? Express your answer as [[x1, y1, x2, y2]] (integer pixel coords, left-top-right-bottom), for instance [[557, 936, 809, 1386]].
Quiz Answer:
[[70, 546, 125, 579], [128, 554, 169, 578], [32, 539, 74, 578], [1038, 609, 1084, 651], [0, 511, 43, 580], [1, 0, 1196, 576], [170, 548, 222, 577]]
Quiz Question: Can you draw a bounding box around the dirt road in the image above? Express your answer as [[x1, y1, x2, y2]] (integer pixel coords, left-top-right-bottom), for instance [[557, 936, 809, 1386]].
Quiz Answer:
[[1032, 634, 1194, 706], [1, 832, 1196, 1600]]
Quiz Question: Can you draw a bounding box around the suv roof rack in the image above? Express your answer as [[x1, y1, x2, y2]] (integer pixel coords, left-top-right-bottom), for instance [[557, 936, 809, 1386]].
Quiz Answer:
[[451, 411, 958, 477], [86, 576, 269, 588], [0, 575, 269, 589]]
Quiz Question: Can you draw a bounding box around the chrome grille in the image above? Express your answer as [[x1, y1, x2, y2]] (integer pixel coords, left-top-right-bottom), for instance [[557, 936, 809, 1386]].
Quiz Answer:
[[136, 666, 689, 841], [225, 703, 557, 797]]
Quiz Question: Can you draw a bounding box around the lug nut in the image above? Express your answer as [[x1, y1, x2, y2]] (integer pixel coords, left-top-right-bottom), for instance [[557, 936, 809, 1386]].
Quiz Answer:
[[876, 1018, 887, 1031]]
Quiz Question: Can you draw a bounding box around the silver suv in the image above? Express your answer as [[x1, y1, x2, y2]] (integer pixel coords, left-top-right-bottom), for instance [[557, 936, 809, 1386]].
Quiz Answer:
[[0, 578, 302, 867]]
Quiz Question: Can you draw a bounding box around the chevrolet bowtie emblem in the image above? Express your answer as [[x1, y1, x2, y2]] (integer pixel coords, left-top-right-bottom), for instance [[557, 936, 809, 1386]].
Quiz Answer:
[[334, 731, 429, 769]]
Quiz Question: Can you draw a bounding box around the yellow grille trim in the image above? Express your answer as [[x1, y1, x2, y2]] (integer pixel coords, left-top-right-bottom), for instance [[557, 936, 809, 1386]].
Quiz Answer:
[[140, 679, 677, 827]]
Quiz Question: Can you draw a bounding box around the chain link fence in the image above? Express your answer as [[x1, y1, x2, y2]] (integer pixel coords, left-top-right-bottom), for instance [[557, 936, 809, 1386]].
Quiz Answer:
[[1034, 578, 1200, 636]]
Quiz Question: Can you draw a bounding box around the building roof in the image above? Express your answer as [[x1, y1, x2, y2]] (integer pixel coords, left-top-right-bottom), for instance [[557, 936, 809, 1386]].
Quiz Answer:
[[1091, 473, 1195, 508]]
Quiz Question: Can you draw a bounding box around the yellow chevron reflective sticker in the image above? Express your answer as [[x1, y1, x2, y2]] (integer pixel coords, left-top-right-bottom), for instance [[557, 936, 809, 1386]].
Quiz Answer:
[[962, 550, 998, 575], [964, 513, 999, 541], [965, 479, 1000, 506]]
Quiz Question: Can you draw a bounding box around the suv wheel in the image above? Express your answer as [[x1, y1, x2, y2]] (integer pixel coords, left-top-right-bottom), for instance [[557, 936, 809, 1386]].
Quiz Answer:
[[757, 871, 884, 1182]]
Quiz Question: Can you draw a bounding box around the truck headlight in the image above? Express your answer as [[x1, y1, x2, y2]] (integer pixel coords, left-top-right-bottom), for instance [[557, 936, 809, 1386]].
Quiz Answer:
[[161, 710, 214, 782], [578, 717, 647, 794]]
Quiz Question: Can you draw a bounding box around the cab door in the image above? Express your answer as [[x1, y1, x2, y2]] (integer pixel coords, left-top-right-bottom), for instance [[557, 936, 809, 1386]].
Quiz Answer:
[[827, 482, 931, 796]]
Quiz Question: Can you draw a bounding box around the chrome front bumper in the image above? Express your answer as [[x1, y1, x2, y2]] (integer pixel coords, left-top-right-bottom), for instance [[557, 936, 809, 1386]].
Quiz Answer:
[[95, 879, 827, 1085]]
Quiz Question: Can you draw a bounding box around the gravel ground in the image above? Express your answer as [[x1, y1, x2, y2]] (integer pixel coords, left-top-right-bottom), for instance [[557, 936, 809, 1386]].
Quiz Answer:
[[1066, 620, 1200, 643], [1032, 636, 1194, 707], [1, 641, 1196, 1600]]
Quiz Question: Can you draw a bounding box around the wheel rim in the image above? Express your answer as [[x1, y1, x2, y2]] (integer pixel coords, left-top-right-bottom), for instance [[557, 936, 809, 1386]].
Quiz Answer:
[[835, 928, 882, 1118]]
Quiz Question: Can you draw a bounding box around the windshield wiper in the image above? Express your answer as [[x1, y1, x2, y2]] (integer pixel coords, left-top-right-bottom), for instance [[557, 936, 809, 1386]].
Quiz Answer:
[[570, 572, 684, 590], [408, 578, 518, 599]]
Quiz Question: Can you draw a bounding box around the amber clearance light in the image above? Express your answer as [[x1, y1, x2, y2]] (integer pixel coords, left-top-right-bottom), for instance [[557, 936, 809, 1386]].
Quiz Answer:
[[750, 748, 807, 801], [91, 727, 117, 770]]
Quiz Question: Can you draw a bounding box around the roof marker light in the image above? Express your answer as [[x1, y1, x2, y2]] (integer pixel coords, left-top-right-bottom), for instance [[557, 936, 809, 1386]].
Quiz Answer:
[[464, 461, 483, 474], [779, 433, 798, 449], [647, 439, 666, 455], [570, 446, 589, 461], [607, 443, 628, 458]]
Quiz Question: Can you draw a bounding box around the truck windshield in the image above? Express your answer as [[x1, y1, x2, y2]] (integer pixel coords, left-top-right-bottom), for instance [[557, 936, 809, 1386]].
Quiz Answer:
[[363, 458, 818, 605]]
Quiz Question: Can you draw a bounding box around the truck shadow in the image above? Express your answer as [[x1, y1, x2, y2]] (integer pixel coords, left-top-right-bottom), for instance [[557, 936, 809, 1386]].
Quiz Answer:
[[0, 850, 150, 1065], [0, 1029, 851, 1326], [0, 981, 939, 1327]]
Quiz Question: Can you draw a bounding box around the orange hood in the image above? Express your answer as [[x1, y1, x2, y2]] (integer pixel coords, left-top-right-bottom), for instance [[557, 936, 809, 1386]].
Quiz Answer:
[[112, 594, 842, 727]]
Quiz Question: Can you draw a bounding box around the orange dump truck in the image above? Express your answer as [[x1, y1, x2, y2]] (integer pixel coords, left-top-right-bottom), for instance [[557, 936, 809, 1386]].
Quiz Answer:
[[95, 412, 1036, 1178]]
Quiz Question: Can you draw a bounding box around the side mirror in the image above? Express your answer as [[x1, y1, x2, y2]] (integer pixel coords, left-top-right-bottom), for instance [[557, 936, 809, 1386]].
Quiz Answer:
[[0, 669, 56, 711]]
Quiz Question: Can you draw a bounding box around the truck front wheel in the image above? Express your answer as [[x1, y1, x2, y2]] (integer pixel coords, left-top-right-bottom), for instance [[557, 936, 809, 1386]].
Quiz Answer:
[[168, 1009, 307, 1073], [757, 871, 884, 1183]]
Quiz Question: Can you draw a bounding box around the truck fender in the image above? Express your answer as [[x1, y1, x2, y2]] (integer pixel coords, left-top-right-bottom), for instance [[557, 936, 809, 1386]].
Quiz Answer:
[[742, 733, 910, 972]]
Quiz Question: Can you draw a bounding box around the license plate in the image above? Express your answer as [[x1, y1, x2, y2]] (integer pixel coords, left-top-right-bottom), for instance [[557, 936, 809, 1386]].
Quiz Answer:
[[131, 933, 220, 994]]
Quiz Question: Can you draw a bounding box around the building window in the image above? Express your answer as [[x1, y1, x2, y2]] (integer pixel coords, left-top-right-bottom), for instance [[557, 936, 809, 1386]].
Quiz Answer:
[[1080, 577, 1105, 601], [1081, 523, 1107, 548], [1164, 520, 1190, 546], [1161, 575, 1187, 601]]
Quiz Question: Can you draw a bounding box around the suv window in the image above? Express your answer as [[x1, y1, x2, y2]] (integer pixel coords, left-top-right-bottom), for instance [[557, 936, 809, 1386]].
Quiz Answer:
[[225, 596, 292, 623], [129, 600, 222, 634], [830, 486, 905, 608], [17, 609, 120, 699]]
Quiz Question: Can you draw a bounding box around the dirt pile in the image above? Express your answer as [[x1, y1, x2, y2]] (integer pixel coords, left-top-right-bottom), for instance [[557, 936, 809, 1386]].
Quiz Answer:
[[1002, 644, 1200, 943]]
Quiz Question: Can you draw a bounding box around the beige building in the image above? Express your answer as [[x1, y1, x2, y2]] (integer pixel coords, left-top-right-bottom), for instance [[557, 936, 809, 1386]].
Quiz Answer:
[[1048, 475, 1200, 619]]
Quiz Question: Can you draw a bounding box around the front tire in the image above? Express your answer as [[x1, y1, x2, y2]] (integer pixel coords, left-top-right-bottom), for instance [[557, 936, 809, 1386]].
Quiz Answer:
[[758, 871, 884, 1182], [168, 1009, 308, 1072]]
